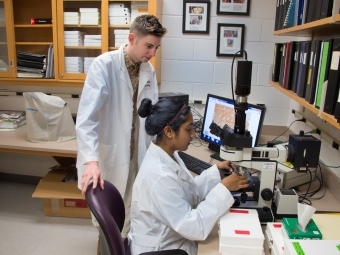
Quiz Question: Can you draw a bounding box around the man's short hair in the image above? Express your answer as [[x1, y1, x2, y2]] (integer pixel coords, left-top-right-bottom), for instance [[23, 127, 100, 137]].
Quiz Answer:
[[130, 15, 167, 38]]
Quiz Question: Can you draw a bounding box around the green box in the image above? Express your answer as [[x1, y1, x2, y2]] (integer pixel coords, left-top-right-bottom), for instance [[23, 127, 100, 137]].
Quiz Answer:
[[282, 217, 322, 240]]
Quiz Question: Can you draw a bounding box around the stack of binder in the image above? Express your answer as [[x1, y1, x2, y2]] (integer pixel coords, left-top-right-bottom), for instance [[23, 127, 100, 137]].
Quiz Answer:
[[64, 31, 85, 46], [84, 57, 96, 73], [64, 12, 79, 25], [17, 51, 46, 78], [219, 209, 264, 255], [84, 34, 101, 47], [79, 8, 100, 25], [109, 3, 131, 25], [65, 56, 84, 73], [131, 1, 148, 23], [113, 29, 129, 48]]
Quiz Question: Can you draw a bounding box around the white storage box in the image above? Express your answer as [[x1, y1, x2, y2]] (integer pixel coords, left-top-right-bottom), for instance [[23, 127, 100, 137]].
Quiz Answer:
[[265, 222, 285, 255], [219, 242, 263, 255], [283, 239, 340, 255], [219, 209, 264, 246]]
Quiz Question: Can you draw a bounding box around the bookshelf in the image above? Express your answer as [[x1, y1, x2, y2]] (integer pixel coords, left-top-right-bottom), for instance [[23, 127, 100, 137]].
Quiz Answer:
[[270, 0, 340, 131], [269, 81, 340, 129], [0, 0, 163, 86]]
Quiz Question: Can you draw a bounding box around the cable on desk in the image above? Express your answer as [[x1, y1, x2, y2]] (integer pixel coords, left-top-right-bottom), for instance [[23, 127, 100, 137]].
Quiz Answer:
[[298, 168, 313, 205], [270, 119, 305, 143]]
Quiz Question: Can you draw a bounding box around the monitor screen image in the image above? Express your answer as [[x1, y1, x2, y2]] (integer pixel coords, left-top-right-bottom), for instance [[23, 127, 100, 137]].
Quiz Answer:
[[200, 94, 266, 150]]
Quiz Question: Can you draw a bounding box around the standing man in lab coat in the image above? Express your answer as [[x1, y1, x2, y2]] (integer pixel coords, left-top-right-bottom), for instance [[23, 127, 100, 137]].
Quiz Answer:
[[76, 15, 167, 240]]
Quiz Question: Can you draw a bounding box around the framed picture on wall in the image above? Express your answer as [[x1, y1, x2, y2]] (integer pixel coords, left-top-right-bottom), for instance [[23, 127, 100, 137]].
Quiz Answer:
[[216, 23, 245, 57], [182, 0, 210, 34], [217, 0, 250, 16]]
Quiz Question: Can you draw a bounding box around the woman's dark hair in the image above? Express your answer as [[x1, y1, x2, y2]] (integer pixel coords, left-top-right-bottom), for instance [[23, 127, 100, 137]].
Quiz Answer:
[[138, 98, 191, 136]]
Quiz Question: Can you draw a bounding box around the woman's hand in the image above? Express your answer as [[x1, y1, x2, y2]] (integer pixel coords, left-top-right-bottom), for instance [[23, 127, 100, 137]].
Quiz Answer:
[[216, 160, 234, 173], [221, 173, 248, 191]]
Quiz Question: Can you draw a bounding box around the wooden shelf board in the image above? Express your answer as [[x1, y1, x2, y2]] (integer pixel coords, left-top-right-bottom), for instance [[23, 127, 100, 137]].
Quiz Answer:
[[273, 14, 340, 36], [16, 42, 52, 45], [64, 46, 101, 49], [109, 25, 130, 29], [269, 81, 340, 129], [64, 25, 102, 28], [14, 24, 53, 28], [0, 78, 84, 87]]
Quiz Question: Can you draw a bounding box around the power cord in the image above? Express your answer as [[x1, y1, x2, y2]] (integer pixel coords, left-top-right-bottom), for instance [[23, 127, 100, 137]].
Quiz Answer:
[[298, 168, 313, 205], [270, 119, 305, 142]]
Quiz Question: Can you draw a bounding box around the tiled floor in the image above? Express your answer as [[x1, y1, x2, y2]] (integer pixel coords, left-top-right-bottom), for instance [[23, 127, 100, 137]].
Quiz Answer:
[[0, 181, 98, 255]]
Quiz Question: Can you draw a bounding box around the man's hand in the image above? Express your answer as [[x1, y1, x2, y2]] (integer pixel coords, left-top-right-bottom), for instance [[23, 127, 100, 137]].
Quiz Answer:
[[81, 161, 104, 194]]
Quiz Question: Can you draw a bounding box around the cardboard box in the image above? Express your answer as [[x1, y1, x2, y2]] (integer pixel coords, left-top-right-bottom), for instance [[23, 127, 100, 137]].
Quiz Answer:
[[32, 169, 91, 219]]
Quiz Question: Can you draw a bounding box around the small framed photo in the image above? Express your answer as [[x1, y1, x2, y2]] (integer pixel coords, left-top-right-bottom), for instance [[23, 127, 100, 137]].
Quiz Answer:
[[216, 23, 245, 57], [217, 0, 250, 16], [182, 0, 211, 34]]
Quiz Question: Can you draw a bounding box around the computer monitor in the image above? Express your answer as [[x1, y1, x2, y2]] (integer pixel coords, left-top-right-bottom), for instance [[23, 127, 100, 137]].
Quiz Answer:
[[200, 94, 266, 152]]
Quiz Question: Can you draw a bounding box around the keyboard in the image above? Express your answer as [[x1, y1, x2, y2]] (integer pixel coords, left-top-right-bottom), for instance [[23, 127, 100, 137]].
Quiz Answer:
[[177, 151, 232, 178], [177, 151, 212, 175]]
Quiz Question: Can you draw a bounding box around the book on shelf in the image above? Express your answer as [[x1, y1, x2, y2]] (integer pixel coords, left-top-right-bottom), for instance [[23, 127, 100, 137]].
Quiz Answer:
[[0, 110, 26, 129], [17, 59, 46, 70], [284, 41, 296, 90], [290, 41, 301, 93], [296, 40, 311, 98], [323, 37, 340, 115], [315, 39, 333, 108], [17, 51, 46, 63], [272, 43, 283, 82], [305, 40, 322, 104], [17, 72, 45, 78]]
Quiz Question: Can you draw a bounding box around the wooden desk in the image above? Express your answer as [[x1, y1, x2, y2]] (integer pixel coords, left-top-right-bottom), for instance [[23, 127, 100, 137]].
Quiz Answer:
[[0, 125, 77, 158], [185, 143, 340, 255]]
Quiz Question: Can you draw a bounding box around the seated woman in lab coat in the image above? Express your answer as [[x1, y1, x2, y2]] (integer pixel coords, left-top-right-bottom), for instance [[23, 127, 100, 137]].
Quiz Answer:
[[128, 98, 249, 255]]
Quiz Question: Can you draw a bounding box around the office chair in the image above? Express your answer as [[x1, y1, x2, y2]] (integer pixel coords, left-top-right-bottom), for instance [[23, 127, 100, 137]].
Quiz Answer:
[[85, 180, 188, 255]]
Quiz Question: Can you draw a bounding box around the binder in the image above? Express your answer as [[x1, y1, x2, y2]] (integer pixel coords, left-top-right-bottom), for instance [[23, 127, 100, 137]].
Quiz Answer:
[[305, 40, 322, 104], [290, 41, 301, 92], [282, 42, 292, 89], [284, 41, 296, 90], [296, 41, 311, 97], [301, 0, 309, 24], [320, 0, 333, 19], [297, 0, 305, 25], [314, 0, 323, 21], [279, 43, 286, 86], [272, 43, 283, 82], [283, 0, 296, 28], [323, 38, 340, 115], [275, 0, 281, 30], [306, 0, 315, 23], [17, 51, 46, 63], [17, 59, 46, 70], [315, 39, 333, 108]]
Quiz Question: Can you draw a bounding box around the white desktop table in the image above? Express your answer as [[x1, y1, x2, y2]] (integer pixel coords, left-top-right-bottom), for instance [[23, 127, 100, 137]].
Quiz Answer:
[[0, 125, 77, 157]]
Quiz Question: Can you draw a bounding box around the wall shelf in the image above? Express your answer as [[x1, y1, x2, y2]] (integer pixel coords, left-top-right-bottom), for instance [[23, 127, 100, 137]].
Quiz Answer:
[[269, 81, 340, 129]]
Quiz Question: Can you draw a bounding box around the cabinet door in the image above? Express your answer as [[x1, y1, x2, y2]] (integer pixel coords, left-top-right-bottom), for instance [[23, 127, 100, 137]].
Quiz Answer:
[[0, 0, 15, 78], [9, 0, 57, 80], [57, 0, 108, 80]]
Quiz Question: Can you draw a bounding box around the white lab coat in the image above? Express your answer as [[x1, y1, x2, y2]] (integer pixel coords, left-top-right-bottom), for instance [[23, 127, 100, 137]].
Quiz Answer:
[[76, 45, 158, 196], [128, 142, 235, 255]]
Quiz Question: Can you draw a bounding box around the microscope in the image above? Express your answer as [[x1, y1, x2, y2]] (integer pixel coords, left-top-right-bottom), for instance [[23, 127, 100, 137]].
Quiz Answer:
[[209, 58, 321, 223]]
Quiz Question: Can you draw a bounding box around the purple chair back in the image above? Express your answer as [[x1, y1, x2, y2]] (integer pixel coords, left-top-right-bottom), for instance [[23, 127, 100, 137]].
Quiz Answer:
[[85, 180, 129, 255]]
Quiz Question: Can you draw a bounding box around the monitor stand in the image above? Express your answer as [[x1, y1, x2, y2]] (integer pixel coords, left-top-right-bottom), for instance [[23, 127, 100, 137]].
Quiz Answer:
[[208, 143, 223, 161]]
